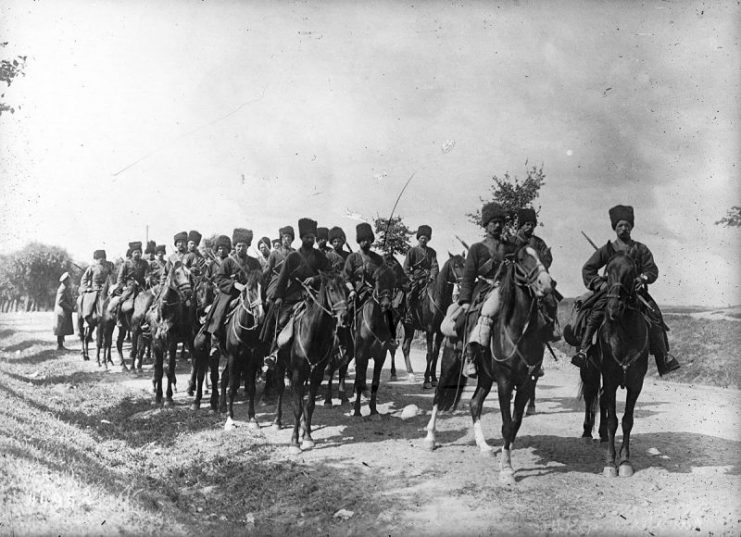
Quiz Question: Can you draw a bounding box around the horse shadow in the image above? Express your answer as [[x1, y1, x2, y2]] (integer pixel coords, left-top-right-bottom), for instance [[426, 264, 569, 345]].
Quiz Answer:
[[1, 338, 53, 353], [513, 431, 741, 478]]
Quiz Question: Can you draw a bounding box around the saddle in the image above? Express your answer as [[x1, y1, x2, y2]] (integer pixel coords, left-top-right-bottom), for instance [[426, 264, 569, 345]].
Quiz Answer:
[[276, 302, 307, 348]]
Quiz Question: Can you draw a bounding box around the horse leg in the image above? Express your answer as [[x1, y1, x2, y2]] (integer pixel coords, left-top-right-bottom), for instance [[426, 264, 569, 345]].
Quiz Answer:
[[271, 357, 285, 430], [219, 361, 229, 413], [423, 331, 436, 390], [352, 345, 368, 418], [301, 367, 324, 450], [389, 345, 398, 380], [246, 350, 259, 430], [401, 323, 415, 382], [430, 331, 443, 387], [424, 404, 439, 451], [128, 322, 140, 370], [115, 327, 127, 369], [602, 382, 619, 477], [470, 373, 494, 455], [526, 377, 538, 416], [152, 343, 163, 405], [618, 383, 643, 477], [225, 352, 240, 430], [191, 335, 207, 411], [209, 347, 220, 412], [324, 361, 335, 408], [289, 365, 304, 455], [338, 362, 349, 405], [164, 340, 177, 407], [497, 379, 518, 485], [580, 368, 599, 440], [368, 352, 386, 418]]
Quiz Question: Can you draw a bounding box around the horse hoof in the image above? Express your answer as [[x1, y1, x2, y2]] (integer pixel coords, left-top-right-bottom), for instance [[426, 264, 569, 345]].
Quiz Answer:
[[499, 469, 516, 486], [190, 403, 199, 411], [526, 405, 536, 416], [618, 463, 634, 477], [580, 435, 593, 444], [164, 399, 174, 408], [187, 389, 194, 397], [479, 446, 495, 456], [390, 374, 398, 381], [423, 438, 436, 452], [323, 401, 333, 408], [603, 466, 618, 478], [407, 373, 416, 383], [300, 439, 315, 451], [369, 412, 382, 421], [247, 421, 260, 431], [224, 417, 235, 431], [208, 408, 217, 415], [431, 379, 438, 387], [271, 423, 282, 432], [288, 445, 302, 456], [422, 381, 433, 390]]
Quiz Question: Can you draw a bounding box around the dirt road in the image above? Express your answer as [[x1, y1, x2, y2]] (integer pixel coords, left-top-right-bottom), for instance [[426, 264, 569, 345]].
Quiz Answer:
[[1, 312, 740, 536]]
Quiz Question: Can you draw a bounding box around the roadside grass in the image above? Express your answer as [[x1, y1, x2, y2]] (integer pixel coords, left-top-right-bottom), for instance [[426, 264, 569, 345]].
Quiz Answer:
[[0, 330, 398, 536]]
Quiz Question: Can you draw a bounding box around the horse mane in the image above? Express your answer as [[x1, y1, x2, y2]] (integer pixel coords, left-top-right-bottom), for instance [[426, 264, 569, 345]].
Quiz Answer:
[[244, 268, 262, 288], [498, 256, 518, 321]]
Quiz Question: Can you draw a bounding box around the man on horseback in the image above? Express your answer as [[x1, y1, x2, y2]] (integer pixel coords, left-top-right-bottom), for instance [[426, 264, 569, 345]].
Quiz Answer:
[[570, 205, 680, 376], [186, 230, 205, 277], [264, 225, 296, 303], [256, 236, 272, 271], [514, 207, 561, 344], [263, 218, 331, 369], [205, 231, 262, 353], [316, 227, 332, 254], [458, 202, 516, 378], [147, 244, 167, 287], [403, 225, 439, 326], [326, 226, 349, 272], [342, 222, 397, 344], [161, 231, 189, 284], [144, 241, 157, 263], [112, 241, 149, 325]]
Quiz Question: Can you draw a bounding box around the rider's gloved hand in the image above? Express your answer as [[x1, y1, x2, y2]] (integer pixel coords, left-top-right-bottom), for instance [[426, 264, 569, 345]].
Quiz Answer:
[[273, 297, 283, 308], [348, 290, 357, 301]]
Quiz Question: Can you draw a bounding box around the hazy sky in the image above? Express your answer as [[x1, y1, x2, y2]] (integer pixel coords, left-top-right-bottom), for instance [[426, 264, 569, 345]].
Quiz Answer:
[[0, 0, 738, 306]]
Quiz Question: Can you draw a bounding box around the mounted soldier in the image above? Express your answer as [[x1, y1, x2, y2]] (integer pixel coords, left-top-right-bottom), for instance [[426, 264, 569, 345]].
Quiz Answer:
[[161, 231, 189, 284], [263, 218, 331, 368], [264, 225, 296, 303], [256, 236, 272, 271], [513, 207, 561, 344], [403, 225, 439, 326], [326, 226, 350, 272], [186, 230, 206, 277], [205, 231, 262, 353], [569, 205, 680, 376], [458, 202, 517, 378], [316, 227, 332, 254], [144, 241, 157, 263], [146, 244, 166, 287], [78, 250, 114, 329], [111, 241, 149, 324]]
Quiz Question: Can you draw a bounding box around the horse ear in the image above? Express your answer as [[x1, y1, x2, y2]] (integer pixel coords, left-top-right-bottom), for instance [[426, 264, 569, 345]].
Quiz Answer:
[[448, 251, 453, 259]]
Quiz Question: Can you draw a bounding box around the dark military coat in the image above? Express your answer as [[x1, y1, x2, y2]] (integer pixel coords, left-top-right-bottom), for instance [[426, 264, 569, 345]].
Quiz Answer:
[[403, 245, 440, 284], [458, 237, 515, 305], [342, 249, 386, 292], [326, 248, 349, 273], [515, 230, 553, 269], [117, 258, 149, 288], [80, 262, 114, 292], [274, 246, 330, 303], [205, 252, 262, 334], [265, 246, 295, 300], [582, 239, 658, 291], [53, 282, 75, 336]]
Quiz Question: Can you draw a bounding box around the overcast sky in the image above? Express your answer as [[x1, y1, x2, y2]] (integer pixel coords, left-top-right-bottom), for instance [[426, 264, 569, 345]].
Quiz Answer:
[[0, 0, 738, 307]]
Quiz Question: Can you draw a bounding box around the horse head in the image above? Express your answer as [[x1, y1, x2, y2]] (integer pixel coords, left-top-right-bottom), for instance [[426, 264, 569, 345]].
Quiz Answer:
[[373, 264, 396, 313], [239, 268, 265, 326], [318, 270, 348, 322], [605, 251, 638, 322], [194, 275, 213, 313], [445, 251, 466, 289], [514, 246, 553, 298], [168, 261, 193, 302]]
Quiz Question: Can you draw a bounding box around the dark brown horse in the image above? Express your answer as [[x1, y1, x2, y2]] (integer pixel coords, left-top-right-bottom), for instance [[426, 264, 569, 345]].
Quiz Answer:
[[145, 261, 195, 406], [221, 269, 265, 429], [424, 246, 553, 485], [285, 272, 347, 455], [352, 265, 396, 418], [592, 251, 649, 477], [186, 272, 217, 406], [398, 254, 465, 389], [78, 278, 113, 367]]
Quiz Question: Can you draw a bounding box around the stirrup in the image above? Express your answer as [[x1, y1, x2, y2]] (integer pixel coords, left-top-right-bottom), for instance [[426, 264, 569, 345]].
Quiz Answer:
[[263, 353, 278, 371], [657, 354, 680, 376]]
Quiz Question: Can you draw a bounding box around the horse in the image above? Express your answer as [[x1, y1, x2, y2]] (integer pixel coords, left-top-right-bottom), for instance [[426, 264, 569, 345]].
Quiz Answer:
[[591, 251, 649, 477], [219, 269, 266, 429], [186, 272, 217, 403], [399, 253, 465, 389], [146, 261, 195, 406], [352, 265, 396, 418], [424, 246, 553, 485], [77, 278, 113, 366], [284, 271, 347, 454]]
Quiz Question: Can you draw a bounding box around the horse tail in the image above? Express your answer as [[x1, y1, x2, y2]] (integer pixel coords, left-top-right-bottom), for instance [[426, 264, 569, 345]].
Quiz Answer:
[[435, 338, 467, 412]]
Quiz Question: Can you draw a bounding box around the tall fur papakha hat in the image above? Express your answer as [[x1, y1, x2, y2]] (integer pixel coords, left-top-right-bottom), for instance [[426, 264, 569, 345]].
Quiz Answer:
[[93, 249, 106, 260], [609, 205, 634, 230], [232, 228, 253, 246], [356, 222, 375, 243], [298, 218, 318, 238], [416, 225, 432, 239], [316, 227, 329, 241], [517, 208, 537, 226], [144, 240, 156, 255], [128, 241, 143, 252], [173, 231, 188, 245], [214, 235, 232, 251], [155, 244, 166, 254], [481, 202, 506, 227], [188, 230, 202, 246], [328, 226, 346, 242], [279, 226, 295, 239], [258, 236, 271, 249]]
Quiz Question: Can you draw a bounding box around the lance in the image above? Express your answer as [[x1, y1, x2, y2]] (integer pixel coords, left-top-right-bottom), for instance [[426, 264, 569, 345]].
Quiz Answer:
[[381, 172, 416, 253], [580, 230, 654, 312], [454, 234, 470, 252]]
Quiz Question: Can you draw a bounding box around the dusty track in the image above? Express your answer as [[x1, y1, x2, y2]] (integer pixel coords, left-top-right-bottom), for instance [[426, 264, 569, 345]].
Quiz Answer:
[[1, 312, 739, 536]]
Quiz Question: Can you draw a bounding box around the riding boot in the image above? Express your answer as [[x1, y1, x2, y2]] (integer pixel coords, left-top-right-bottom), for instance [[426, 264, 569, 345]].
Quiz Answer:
[[655, 352, 680, 376], [56, 336, 67, 351], [464, 314, 494, 378], [263, 344, 279, 371], [571, 323, 598, 368], [463, 343, 480, 378]]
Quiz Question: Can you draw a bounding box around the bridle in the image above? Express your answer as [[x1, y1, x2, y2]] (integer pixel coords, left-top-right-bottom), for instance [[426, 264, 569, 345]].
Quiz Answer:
[[234, 281, 264, 331]]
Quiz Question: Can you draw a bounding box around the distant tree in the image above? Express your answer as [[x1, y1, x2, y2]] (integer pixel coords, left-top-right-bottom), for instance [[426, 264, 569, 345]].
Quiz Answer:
[[0, 42, 27, 116], [467, 164, 546, 238], [373, 215, 413, 256], [715, 206, 741, 228]]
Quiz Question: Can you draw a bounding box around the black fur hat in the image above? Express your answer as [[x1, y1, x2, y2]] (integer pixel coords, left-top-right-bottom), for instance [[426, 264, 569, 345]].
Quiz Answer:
[[328, 226, 346, 242], [173, 231, 188, 245], [188, 230, 202, 246], [609, 205, 634, 229], [416, 225, 432, 239], [93, 249, 106, 260], [481, 202, 506, 227], [298, 218, 318, 238], [232, 228, 253, 246], [356, 222, 375, 243], [128, 241, 142, 253], [214, 235, 232, 251], [517, 208, 537, 226], [317, 227, 329, 241], [279, 226, 295, 240], [155, 244, 166, 254]]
